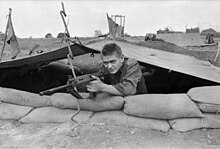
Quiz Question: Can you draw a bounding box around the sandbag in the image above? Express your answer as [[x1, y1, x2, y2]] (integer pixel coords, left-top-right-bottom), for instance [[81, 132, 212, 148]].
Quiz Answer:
[[197, 103, 220, 113], [19, 107, 93, 123], [89, 111, 170, 132], [187, 86, 220, 105], [0, 103, 33, 120], [51, 92, 124, 111], [0, 87, 52, 107], [123, 94, 202, 119], [169, 113, 220, 132]]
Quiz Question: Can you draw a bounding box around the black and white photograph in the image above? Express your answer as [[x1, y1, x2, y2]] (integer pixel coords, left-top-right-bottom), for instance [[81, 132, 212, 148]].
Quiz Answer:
[[0, 0, 220, 148]]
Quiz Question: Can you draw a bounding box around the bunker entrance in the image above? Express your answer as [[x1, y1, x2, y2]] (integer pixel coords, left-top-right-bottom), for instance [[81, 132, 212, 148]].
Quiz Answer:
[[141, 63, 219, 94], [0, 63, 219, 95]]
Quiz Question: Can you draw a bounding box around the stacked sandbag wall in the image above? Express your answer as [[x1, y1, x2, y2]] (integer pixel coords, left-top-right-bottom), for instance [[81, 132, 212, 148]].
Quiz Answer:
[[123, 93, 203, 132], [169, 86, 220, 132], [0, 87, 93, 123], [0, 87, 171, 132], [1, 86, 220, 132]]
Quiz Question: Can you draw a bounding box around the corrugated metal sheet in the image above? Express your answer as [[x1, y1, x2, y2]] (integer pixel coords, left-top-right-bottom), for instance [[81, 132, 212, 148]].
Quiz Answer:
[[0, 43, 100, 68]]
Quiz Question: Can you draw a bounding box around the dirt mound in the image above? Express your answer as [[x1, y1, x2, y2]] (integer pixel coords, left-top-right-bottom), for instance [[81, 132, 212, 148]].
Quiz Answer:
[[156, 33, 204, 47]]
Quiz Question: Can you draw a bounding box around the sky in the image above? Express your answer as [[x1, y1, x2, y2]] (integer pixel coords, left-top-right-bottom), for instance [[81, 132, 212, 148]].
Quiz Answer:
[[1, 0, 220, 38]]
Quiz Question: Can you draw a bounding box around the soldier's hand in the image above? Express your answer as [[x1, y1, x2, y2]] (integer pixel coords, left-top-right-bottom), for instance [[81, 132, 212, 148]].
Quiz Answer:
[[87, 75, 104, 92]]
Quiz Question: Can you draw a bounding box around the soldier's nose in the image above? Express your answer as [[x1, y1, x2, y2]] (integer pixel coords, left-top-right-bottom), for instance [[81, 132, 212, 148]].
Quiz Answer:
[[107, 63, 112, 69]]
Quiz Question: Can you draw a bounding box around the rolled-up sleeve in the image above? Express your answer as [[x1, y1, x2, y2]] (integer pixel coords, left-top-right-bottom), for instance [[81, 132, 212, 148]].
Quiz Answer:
[[113, 59, 142, 96]]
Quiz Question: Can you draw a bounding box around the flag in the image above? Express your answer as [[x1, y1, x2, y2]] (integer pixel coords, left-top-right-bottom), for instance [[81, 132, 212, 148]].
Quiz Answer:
[[106, 13, 124, 39], [106, 13, 118, 39], [6, 9, 20, 59]]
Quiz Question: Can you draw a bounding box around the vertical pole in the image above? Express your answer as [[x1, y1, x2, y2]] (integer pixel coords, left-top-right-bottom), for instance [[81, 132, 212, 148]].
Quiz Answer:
[[123, 16, 125, 37], [214, 43, 220, 62], [60, 2, 77, 79], [120, 16, 122, 37], [60, 2, 81, 121]]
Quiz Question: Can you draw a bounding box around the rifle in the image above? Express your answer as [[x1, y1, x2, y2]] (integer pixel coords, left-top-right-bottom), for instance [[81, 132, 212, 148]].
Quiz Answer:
[[39, 71, 103, 123], [39, 71, 103, 98]]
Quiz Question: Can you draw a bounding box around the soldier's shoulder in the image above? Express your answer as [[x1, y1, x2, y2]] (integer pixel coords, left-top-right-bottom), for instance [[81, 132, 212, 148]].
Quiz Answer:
[[125, 57, 138, 66]]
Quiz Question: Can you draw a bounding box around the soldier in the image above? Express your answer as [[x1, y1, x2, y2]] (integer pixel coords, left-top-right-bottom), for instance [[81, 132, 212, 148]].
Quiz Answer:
[[87, 43, 147, 96]]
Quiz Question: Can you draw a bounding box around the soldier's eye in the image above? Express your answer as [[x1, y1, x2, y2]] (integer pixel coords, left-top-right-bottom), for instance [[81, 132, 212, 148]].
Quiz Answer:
[[103, 62, 108, 65]]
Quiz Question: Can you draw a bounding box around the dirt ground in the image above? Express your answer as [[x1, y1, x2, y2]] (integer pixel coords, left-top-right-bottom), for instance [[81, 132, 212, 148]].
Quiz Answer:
[[1, 37, 220, 148], [0, 120, 220, 148]]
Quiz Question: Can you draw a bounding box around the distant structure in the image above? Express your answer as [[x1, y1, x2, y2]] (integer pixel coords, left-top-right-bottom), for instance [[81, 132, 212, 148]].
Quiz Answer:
[[186, 27, 200, 33], [206, 32, 214, 44], [201, 28, 216, 35], [201, 28, 220, 37], [45, 33, 53, 38], [145, 33, 156, 41], [94, 30, 102, 37], [157, 27, 182, 34], [57, 32, 69, 38], [107, 13, 125, 38]]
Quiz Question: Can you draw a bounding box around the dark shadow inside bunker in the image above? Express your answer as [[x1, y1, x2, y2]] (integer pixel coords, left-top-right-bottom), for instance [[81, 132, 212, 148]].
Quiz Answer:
[[0, 59, 218, 95]]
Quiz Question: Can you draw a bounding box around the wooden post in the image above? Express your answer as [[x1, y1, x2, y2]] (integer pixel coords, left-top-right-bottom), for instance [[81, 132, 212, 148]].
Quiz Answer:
[[214, 43, 220, 62]]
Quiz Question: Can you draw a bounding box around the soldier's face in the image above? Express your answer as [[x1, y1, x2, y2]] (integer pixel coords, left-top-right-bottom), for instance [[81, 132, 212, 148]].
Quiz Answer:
[[101, 52, 124, 74]]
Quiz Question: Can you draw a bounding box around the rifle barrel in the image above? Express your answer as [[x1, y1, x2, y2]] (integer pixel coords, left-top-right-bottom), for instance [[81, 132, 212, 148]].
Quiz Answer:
[[39, 83, 72, 96]]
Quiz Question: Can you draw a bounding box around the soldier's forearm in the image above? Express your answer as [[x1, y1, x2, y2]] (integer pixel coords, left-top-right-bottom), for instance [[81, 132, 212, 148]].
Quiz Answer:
[[101, 84, 123, 96]]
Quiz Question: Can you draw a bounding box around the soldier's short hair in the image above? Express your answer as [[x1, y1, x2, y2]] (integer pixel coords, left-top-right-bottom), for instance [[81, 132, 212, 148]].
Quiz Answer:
[[101, 43, 122, 57]]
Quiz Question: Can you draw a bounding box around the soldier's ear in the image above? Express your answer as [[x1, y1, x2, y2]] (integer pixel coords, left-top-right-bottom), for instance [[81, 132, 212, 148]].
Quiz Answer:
[[120, 55, 124, 62]]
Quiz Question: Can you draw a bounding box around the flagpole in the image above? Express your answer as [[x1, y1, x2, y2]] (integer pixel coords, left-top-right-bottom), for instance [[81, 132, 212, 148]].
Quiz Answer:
[[0, 8, 11, 62]]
